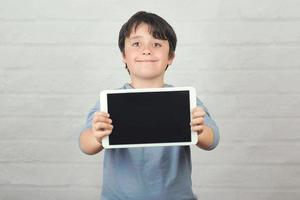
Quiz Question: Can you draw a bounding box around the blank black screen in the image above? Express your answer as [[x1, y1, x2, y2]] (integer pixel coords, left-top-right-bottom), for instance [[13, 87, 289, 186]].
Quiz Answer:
[[107, 90, 191, 145]]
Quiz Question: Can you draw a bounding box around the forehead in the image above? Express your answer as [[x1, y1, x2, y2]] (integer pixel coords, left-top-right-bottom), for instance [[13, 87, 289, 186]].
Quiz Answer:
[[128, 23, 152, 37], [127, 23, 168, 41]]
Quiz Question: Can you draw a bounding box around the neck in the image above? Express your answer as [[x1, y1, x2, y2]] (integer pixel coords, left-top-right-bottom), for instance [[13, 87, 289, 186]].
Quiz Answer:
[[129, 77, 165, 89]]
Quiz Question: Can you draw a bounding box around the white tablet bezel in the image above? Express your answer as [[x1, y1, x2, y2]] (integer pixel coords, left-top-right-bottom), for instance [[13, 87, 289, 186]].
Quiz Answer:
[[100, 86, 197, 149]]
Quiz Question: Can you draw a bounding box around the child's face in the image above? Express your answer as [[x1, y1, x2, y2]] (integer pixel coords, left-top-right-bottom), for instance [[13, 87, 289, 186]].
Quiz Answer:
[[123, 23, 174, 80]]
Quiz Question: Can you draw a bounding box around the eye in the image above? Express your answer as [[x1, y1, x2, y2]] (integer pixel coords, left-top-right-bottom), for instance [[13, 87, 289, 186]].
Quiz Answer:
[[154, 43, 162, 47], [132, 42, 140, 47]]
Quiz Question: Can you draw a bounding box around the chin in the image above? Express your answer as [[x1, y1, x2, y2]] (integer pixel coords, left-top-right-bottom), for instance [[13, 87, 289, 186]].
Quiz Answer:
[[133, 73, 161, 80], [144, 74, 165, 81]]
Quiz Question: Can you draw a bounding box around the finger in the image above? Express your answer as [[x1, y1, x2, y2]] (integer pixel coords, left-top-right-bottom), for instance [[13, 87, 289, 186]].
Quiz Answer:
[[99, 122, 113, 130], [94, 111, 110, 118], [94, 129, 112, 138], [93, 115, 112, 124], [192, 107, 202, 114], [191, 117, 204, 126], [94, 122, 113, 131], [192, 107, 198, 114], [194, 106, 203, 112], [192, 106, 205, 113], [94, 129, 112, 141], [192, 110, 206, 118], [191, 125, 204, 132]]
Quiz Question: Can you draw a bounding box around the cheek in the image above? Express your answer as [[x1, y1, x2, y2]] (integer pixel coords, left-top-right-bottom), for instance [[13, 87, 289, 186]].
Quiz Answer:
[[157, 47, 170, 59], [158, 53, 171, 63], [127, 54, 137, 63], [123, 49, 136, 63]]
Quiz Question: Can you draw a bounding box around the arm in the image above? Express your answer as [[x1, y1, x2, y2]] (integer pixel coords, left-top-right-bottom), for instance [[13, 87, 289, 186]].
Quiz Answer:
[[79, 112, 113, 155], [196, 125, 214, 150], [79, 128, 104, 155], [191, 107, 219, 150]]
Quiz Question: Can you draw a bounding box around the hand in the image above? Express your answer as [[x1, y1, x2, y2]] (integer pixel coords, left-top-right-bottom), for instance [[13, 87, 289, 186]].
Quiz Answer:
[[92, 112, 113, 143], [191, 107, 206, 135]]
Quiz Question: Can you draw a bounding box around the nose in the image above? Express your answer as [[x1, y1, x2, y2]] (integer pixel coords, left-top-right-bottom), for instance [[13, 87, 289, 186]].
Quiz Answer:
[[143, 51, 151, 55], [142, 46, 151, 55]]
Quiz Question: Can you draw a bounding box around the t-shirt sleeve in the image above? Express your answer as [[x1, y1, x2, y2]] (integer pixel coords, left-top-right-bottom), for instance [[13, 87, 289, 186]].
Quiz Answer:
[[196, 97, 220, 150], [81, 100, 100, 131]]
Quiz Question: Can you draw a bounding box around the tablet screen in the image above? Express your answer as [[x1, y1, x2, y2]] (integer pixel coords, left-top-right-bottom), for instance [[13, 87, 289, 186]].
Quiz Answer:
[[107, 90, 191, 145]]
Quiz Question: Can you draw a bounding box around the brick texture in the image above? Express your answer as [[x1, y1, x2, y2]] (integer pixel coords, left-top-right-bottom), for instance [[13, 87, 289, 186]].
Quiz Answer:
[[1, 0, 300, 199]]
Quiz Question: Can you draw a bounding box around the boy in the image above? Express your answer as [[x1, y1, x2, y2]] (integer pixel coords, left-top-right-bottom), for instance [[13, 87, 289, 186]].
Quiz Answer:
[[79, 11, 220, 200]]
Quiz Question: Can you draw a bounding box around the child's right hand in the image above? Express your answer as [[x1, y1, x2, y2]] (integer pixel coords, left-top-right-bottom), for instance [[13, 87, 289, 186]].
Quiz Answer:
[[92, 112, 113, 143]]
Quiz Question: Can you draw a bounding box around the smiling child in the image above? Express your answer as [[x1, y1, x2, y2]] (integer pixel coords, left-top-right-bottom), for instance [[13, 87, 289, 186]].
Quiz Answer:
[[79, 11, 220, 200]]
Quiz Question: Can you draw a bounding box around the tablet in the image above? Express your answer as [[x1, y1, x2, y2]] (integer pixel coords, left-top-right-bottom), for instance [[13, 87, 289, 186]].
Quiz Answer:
[[100, 86, 197, 149]]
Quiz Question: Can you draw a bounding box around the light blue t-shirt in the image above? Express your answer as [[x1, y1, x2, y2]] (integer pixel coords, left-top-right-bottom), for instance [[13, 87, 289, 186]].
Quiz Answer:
[[82, 83, 220, 200]]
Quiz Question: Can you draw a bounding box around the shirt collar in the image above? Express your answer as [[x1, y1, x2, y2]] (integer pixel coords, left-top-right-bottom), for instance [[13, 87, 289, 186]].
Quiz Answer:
[[123, 83, 173, 89]]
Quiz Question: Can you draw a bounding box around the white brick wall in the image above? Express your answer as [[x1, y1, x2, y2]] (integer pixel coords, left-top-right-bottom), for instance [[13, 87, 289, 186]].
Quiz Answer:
[[0, 0, 300, 199]]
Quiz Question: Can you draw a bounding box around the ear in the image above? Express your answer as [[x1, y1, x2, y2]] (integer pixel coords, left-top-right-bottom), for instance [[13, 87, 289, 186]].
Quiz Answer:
[[122, 52, 127, 63], [168, 53, 175, 65]]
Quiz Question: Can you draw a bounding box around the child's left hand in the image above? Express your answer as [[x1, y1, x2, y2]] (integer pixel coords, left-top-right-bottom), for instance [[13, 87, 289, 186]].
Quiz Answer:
[[191, 107, 206, 135]]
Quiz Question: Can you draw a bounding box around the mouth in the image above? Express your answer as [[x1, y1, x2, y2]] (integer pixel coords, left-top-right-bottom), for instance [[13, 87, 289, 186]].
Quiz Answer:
[[136, 59, 158, 62]]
